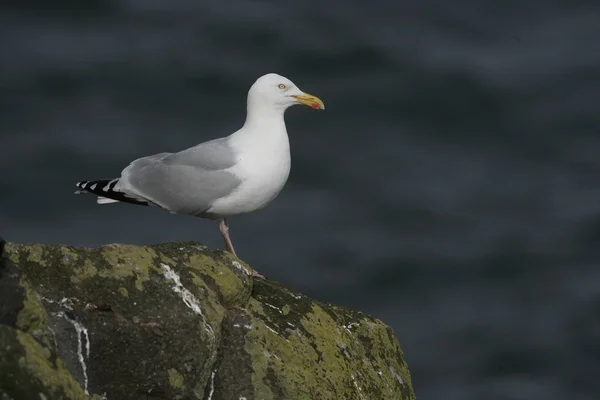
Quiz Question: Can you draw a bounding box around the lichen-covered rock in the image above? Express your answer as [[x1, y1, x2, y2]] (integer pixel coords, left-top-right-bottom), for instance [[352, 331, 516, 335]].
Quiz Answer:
[[0, 237, 415, 400]]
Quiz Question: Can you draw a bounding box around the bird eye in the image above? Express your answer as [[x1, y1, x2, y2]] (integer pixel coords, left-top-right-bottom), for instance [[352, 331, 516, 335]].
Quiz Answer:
[[278, 84, 286, 89]]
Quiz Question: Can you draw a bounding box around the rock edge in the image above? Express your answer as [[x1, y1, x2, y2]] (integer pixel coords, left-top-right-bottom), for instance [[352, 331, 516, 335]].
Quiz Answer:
[[0, 238, 415, 400]]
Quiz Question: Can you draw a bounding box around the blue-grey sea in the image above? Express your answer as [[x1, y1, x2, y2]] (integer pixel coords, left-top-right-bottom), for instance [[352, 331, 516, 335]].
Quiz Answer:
[[2, 1, 600, 399]]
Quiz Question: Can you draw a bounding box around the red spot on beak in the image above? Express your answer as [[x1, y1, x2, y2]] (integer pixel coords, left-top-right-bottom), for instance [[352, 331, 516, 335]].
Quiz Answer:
[[311, 103, 320, 109]]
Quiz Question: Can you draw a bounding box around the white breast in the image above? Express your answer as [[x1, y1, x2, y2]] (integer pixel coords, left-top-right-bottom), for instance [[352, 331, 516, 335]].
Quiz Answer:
[[207, 126, 291, 217]]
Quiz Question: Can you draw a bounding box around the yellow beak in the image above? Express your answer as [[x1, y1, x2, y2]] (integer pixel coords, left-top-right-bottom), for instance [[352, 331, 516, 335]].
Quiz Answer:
[[292, 92, 325, 110]]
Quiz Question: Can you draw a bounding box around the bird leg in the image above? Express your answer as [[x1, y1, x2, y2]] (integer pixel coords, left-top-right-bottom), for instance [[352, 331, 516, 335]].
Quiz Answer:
[[250, 270, 266, 279], [218, 219, 266, 279], [219, 219, 237, 257]]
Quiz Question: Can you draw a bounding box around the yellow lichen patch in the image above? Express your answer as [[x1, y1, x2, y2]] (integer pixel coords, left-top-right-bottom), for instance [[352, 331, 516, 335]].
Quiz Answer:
[[242, 301, 414, 400], [71, 260, 98, 284], [4, 243, 47, 266], [188, 253, 248, 307], [305, 309, 412, 399], [24, 244, 48, 266], [354, 320, 414, 393], [58, 247, 79, 264], [244, 301, 325, 399], [159, 253, 176, 268], [16, 330, 89, 400], [168, 367, 185, 389], [247, 298, 266, 317], [187, 270, 226, 326], [118, 287, 129, 297], [98, 245, 160, 291], [16, 282, 53, 350], [4, 243, 20, 264]]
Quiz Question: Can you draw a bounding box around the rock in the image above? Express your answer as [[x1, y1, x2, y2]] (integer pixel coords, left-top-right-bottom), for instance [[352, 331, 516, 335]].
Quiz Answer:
[[0, 237, 416, 400]]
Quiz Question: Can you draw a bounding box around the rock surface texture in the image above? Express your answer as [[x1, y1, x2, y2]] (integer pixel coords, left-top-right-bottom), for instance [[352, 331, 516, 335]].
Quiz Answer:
[[0, 237, 415, 400]]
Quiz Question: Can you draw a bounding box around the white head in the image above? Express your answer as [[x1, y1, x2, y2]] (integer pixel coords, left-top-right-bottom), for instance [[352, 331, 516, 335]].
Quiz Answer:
[[247, 73, 325, 113]]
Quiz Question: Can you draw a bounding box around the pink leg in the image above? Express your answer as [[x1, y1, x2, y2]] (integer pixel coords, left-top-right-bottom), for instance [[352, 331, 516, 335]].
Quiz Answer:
[[218, 219, 266, 279], [219, 219, 237, 256]]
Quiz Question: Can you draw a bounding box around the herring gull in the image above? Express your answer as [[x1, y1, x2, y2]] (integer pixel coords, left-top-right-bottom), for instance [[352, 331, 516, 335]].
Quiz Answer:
[[75, 73, 324, 273]]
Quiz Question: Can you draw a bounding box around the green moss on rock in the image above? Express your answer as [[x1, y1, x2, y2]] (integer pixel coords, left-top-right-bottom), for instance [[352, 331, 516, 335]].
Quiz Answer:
[[0, 325, 88, 400], [16, 330, 88, 400], [16, 282, 54, 350], [209, 278, 415, 400], [70, 260, 98, 284], [168, 367, 185, 389], [97, 244, 160, 291]]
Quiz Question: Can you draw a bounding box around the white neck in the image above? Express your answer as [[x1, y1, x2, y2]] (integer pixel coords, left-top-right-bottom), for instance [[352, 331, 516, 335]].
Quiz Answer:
[[244, 95, 287, 127], [231, 98, 286, 135], [229, 100, 290, 152]]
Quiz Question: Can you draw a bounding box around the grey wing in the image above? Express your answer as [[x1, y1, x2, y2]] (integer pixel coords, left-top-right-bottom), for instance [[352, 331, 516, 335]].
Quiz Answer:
[[163, 137, 238, 170], [116, 139, 241, 216]]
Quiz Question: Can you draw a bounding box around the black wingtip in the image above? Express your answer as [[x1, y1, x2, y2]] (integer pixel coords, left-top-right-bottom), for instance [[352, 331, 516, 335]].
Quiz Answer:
[[74, 178, 150, 207]]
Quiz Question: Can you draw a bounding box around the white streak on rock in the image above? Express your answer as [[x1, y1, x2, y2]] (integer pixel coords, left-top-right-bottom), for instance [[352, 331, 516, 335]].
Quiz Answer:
[[56, 311, 90, 395], [41, 296, 75, 310], [389, 366, 404, 384], [257, 320, 288, 341], [264, 303, 282, 314], [160, 263, 214, 339], [47, 326, 58, 349], [336, 340, 351, 359], [265, 325, 279, 336], [59, 297, 74, 310], [350, 373, 365, 400], [231, 260, 250, 275], [344, 322, 360, 334], [207, 370, 216, 400]]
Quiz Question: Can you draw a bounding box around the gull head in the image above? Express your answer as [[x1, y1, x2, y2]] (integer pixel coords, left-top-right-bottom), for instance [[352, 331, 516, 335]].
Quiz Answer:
[[247, 73, 325, 112]]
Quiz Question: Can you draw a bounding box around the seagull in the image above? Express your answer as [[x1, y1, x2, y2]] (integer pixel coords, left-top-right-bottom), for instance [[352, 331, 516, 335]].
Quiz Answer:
[[75, 73, 324, 273]]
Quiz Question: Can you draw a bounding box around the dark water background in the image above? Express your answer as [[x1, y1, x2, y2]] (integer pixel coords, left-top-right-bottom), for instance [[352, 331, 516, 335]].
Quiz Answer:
[[2, 1, 600, 399]]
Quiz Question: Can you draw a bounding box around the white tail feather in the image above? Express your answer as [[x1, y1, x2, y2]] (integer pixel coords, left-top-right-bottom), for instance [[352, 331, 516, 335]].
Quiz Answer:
[[97, 197, 120, 204]]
